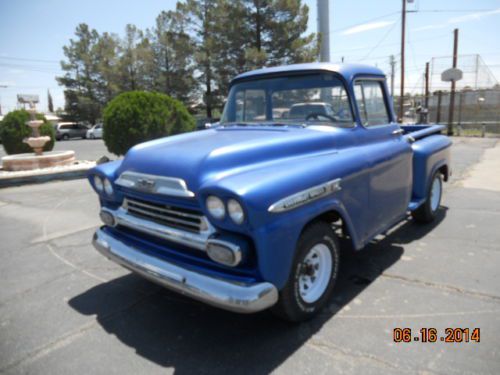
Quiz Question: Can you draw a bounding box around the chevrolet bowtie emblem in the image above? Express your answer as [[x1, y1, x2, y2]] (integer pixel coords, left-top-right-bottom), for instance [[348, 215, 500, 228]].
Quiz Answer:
[[136, 178, 156, 191]]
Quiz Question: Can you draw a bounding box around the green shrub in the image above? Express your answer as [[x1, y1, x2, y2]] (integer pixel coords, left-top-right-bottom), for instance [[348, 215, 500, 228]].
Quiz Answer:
[[103, 91, 195, 155], [0, 110, 55, 155]]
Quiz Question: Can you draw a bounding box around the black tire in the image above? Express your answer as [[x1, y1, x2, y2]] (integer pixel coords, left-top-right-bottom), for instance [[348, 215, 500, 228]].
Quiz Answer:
[[62, 134, 69, 140], [412, 171, 442, 223], [90, 134, 95, 139], [272, 222, 340, 322]]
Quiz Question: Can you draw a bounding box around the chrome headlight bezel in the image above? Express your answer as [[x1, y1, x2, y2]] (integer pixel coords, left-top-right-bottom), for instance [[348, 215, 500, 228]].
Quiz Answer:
[[93, 175, 104, 192], [206, 195, 225, 219], [227, 199, 245, 225], [103, 178, 114, 195]]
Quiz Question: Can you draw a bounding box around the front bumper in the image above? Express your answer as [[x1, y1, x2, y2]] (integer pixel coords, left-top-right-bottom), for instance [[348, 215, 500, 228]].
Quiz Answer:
[[92, 228, 278, 313]]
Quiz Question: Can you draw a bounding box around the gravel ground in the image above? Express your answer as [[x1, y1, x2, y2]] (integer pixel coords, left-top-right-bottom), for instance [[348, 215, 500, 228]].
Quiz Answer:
[[0, 137, 499, 374]]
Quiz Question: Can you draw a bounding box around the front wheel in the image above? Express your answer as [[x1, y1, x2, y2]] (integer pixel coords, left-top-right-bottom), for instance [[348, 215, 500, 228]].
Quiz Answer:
[[412, 171, 442, 223], [272, 222, 340, 322]]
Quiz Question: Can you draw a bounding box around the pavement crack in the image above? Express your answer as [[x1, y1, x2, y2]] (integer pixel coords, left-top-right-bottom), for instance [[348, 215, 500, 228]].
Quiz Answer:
[[381, 273, 500, 302], [0, 270, 77, 309], [0, 290, 160, 373], [306, 336, 400, 370]]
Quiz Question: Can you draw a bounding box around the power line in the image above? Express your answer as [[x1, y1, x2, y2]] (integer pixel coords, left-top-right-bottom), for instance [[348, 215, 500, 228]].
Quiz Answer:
[[359, 18, 400, 61], [0, 56, 60, 64], [414, 9, 497, 13]]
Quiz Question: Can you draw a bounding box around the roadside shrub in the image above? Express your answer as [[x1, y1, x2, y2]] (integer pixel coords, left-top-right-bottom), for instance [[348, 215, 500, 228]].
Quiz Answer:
[[103, 91, 195, 155], [0, 110, 55, 155]]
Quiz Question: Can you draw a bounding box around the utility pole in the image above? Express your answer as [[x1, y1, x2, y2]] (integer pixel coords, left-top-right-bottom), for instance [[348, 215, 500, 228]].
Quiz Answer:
[[423, 62, 430, 124], [447, 28, 459, 136], [317, 0, 330, 62], [389, 55, 396, 97], [398, 0, 407, 122], [424, 62, 429, 109]]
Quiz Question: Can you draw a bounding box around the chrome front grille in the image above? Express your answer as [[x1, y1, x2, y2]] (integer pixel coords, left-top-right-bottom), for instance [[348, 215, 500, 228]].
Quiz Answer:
[[123, 198, 207, 234]]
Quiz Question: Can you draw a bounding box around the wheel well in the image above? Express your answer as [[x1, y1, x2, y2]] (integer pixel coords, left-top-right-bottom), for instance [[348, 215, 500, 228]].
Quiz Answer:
[[301, 210, 354, 251], [438, 165, 449, 181]]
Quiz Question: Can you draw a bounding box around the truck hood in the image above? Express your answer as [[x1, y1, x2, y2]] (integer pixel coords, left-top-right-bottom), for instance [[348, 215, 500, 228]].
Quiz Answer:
[[117, 126, 343, 190]]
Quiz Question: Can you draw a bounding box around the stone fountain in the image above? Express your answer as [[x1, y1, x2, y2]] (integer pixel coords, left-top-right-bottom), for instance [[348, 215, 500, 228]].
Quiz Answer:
[[24, 104, 51, 155], [1, 102, 75, 171]]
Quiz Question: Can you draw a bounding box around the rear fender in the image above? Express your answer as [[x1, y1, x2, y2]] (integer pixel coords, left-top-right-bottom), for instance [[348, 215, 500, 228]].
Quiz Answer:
[[411, 135, 451, 200]]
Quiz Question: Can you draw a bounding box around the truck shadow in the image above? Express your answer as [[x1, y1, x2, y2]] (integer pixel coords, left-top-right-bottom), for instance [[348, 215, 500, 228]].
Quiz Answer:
[[69, 208, 447, 374]]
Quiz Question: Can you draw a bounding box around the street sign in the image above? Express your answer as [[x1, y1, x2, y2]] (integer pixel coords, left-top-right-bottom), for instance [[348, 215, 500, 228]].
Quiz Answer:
[[441, 68, 463, 82], [17, 94, 39, 104]]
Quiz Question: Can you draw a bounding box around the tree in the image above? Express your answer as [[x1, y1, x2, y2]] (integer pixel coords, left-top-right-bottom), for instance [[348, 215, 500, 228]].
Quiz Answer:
[[47, 90, 54, 113], [149, 10, 197, 105], [57, 1, 318, 120], [118, 25, 155, 92], [57, 23, 102, 124], [212, 1, 248, 98], [180, 0, 220, 118], [93, 32, 121, 103], [244, 0, 318, 69]]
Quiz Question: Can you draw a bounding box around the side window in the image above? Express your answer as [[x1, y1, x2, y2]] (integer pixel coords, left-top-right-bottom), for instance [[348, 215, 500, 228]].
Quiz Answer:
[[354, 80, 390, 126]]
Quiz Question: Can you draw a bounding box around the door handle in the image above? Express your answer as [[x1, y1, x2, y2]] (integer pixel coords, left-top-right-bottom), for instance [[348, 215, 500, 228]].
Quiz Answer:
[[392, 129, 404, 136]]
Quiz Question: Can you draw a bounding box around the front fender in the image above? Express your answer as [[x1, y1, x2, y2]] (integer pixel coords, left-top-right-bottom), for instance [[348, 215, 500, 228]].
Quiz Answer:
[[253, 196, 357, 289]]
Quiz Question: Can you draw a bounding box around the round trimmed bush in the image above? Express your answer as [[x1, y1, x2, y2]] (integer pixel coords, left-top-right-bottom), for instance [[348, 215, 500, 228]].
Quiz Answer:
[[0, 110, 55, 155], [103, 91, 195, 155]]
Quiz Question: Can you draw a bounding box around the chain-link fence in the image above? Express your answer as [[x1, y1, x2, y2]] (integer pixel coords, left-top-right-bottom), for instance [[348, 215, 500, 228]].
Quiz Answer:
[[394, 89, 500, 136], [393, 54, 500, 136]]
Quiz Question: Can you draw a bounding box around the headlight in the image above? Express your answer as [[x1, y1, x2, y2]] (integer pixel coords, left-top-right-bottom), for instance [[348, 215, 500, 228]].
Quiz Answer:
[[206, 196, 225, 219], [93, 175, 103, 192], [227, 199, 244, 224], [103, 178, 113, 195]]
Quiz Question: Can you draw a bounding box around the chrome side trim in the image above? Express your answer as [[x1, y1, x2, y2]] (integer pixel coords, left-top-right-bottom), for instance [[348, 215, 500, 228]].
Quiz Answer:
[[92, 228, 278, 313], [268, 178, 342, 213], [102, 207, 214, 251], [115, 171, 195, 198]]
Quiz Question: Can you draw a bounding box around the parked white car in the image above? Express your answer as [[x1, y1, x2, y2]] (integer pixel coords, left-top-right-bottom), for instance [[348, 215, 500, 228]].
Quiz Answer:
[[87, 123, 103, 139]]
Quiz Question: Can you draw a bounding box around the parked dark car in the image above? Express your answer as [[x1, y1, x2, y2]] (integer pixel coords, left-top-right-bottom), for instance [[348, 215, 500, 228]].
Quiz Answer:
[[55, 122, 89, 140]]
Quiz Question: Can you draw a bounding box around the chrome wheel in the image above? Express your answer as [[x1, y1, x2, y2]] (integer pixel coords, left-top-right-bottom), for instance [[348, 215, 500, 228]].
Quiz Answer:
[[430, 175, 442, 212], [298, 243, 332, 303]]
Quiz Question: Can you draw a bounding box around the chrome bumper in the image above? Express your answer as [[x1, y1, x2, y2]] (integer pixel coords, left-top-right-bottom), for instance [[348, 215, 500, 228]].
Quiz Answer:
[[92, 228, 278, 313]]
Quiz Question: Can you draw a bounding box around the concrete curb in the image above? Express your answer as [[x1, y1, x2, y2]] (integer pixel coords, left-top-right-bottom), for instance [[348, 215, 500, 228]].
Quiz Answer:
[[0, 163, 95, 188]]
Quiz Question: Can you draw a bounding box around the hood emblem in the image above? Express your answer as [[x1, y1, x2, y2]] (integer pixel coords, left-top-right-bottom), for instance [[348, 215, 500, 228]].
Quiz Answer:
[[137, 178, 156, 191]]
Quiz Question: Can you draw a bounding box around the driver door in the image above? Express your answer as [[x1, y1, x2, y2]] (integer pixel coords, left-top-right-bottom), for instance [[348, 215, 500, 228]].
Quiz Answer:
[[354, 79, 413, 239]]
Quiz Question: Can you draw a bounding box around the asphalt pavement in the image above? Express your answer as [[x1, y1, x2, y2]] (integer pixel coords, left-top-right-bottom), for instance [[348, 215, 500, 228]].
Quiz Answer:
[[0, 137, 499, 374]]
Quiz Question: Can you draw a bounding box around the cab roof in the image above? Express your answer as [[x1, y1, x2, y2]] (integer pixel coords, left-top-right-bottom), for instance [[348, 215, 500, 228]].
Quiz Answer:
[[232, 62, 385, 85]]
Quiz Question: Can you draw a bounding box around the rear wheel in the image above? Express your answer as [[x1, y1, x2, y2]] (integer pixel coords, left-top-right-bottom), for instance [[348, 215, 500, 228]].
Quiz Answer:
[[272, 222, 340, 322], [412, 171, 442, 223], [62, 134, 69, 140]]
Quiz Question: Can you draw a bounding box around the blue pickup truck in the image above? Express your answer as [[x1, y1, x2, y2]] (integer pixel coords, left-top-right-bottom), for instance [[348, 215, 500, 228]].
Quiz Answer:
[[89, 63, 451, 321]]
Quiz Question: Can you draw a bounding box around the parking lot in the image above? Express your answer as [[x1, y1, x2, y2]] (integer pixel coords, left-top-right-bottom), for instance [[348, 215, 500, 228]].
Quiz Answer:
[[0, 137, 499, 374]]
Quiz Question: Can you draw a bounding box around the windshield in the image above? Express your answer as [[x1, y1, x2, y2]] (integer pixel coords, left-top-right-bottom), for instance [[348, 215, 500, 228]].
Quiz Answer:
[[221, 73, 353, 127]]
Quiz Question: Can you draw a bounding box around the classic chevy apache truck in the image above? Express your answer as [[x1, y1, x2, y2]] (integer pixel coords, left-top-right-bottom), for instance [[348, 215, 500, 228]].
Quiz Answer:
[[89, 63, 451, 321]]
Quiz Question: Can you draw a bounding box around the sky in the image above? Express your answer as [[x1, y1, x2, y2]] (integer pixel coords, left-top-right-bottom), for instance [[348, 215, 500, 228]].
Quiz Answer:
[[0, 0, 499, 114]]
